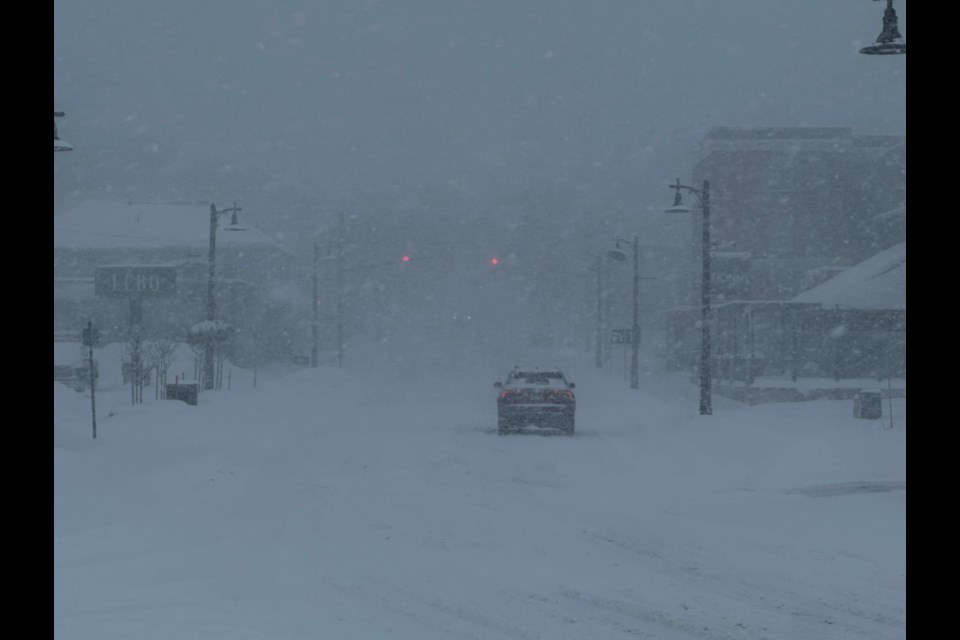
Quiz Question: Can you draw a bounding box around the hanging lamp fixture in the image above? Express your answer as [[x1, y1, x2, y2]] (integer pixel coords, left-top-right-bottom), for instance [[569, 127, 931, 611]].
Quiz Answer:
[[860, 0, 906, 55]]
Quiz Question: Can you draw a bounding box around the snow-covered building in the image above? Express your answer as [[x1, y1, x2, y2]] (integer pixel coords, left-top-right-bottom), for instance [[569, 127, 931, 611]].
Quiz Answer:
[[684, 126, 905, 302], [787, 241, 905, 380], [54, 201, 298, 365], [662, 126, 906, 386], [664, 242, 905, 388], [792, 241, 905, 311]]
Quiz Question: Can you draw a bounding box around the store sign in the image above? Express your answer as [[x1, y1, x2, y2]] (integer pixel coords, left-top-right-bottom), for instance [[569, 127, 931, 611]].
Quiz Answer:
[[95, 266, 177, 298]]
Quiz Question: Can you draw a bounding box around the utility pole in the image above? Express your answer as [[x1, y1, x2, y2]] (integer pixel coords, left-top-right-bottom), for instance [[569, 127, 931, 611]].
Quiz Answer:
[[667, 178, 712, 415], [595, 253, 604, 368], [699, 182, 712, 415], [205, 201, 241, 390], [205, 203, 219, 390], [311, 241, 319, 368], [207, 204, 219, 322], [607, 237, 650, 389], [85, 320, 98, 439], [336, 213, 345, 368], [630, 235, 640, 390]]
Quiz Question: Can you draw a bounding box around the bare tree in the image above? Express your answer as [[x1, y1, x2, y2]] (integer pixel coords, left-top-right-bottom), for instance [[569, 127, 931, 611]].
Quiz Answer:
[[151, 339, 180, 400], [188, 341, 206, 391], [216, 340, 229, 390], [142, 347, 158, 401], [124, 328, 146, 405]]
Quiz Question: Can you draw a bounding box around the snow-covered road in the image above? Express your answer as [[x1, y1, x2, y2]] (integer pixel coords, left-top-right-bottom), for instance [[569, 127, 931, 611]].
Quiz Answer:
[[54, 356, 906, 639]]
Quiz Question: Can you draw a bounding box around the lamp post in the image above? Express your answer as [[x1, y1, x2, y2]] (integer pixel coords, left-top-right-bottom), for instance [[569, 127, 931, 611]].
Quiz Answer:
[[54, 109, 73, 152], [595, 252, 605, 368], [336, 213, 345, 368], [860, 0, 906, 55], [311, 241, 320, 368], [305, 214, 346, 369], [593, 250, 616, 369], [205, 201, 243, 390], [608, 235, 641, 390], [666, 178, 712, 415]]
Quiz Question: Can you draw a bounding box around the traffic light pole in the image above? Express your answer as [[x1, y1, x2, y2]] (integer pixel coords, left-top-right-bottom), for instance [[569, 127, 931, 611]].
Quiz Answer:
[[85, 320, 97, 439]]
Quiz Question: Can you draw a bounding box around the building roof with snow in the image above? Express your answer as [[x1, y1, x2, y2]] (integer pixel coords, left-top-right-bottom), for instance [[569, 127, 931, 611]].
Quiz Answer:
[[792, 242, 905, 310], [53, 200, 290, 254]]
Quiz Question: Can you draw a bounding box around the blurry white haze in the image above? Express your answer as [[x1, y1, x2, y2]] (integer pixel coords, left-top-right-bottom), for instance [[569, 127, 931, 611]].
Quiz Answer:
[[54, 1, 906, 638]]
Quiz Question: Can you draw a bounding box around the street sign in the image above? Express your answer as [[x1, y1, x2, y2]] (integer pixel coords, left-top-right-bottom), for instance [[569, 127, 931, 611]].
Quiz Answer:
[[611, 329, 637, 344], [95, 266, 177, 299]]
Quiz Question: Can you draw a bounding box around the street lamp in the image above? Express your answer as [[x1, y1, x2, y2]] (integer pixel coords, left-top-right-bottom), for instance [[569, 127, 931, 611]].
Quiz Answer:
[[54, 109, 73, 152], [594, 252, 606, 368], [666, 178, 712, 415], [311, 241, 321, 368], [608, 235, 641, 390], [594, 250, 619, 369], [204, 201, 243, 390], [860, 0, 906, 55]]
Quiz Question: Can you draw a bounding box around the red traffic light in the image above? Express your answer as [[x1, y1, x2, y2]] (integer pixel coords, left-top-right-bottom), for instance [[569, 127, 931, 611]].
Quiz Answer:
[[490, 257, 499, 265], [402, 255, 411, 262]]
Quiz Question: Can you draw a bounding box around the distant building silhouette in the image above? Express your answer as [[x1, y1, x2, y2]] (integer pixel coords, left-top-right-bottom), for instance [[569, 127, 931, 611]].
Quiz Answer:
[[688, 126, 905, 301], [662, 126, 906, 388]]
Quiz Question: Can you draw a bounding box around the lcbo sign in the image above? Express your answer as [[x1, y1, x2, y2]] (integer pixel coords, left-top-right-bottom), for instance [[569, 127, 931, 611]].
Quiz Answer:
[[95, 266, 177, 299]]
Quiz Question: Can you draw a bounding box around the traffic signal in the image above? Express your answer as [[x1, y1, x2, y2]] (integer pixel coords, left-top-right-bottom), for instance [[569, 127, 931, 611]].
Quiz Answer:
[[402, 255, 411, 263], [490, 257, 499, 266]]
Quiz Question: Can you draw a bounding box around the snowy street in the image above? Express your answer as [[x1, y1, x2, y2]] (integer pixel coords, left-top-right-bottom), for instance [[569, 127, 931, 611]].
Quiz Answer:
[[54, 354, 906, 639], [55, 2, 906, 637]]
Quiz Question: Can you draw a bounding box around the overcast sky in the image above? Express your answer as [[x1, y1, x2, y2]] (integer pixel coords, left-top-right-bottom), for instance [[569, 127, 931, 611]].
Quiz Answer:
[[53, 0, 906, 227]]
